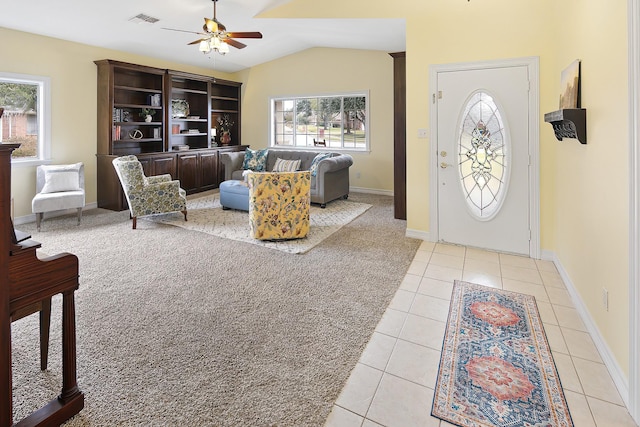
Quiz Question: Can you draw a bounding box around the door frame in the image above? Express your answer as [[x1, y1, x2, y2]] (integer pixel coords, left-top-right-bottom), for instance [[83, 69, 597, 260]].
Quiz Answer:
[[628, 0, 640, 422], [428, 57, 540, 258]]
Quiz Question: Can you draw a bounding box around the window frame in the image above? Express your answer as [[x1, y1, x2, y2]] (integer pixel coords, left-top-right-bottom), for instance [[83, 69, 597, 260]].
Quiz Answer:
[[269, 91, 370, 152], [0, 71, 51, 166]]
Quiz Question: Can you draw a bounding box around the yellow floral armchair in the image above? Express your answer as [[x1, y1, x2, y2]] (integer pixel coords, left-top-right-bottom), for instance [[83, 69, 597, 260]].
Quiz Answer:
[[247, 171, 311, 240], [112, 155, 187, 229]]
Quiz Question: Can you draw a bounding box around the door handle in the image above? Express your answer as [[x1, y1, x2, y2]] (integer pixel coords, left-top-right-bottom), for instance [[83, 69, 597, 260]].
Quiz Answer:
[[440, 162, 453, 169]]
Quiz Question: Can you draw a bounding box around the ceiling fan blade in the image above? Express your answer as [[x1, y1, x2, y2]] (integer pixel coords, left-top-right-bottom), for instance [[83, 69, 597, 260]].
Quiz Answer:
[[187, 38, 207, 45], [203, 17, 218, 33], [224, 38, 247, 49], [162, 27, 205, 36], [225, 32, 263, 39]]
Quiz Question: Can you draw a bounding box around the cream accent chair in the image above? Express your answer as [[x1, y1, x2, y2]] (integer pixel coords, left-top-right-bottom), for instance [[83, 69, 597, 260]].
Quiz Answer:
[[32, 163, 85, 231], [112, 155, 187, 229], [247, 171, 310, 240]]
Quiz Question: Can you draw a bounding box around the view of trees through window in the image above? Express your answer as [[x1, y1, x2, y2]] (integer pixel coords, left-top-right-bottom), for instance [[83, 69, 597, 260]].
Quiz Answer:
[[0, 78, 40, 159], [272, 94, 367, 150]]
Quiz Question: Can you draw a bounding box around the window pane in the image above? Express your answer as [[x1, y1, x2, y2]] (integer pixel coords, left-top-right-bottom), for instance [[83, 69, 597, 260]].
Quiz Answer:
[[0, 80, 40, 159], [274, 99, 294, 146], [342, 96, 366, 149]]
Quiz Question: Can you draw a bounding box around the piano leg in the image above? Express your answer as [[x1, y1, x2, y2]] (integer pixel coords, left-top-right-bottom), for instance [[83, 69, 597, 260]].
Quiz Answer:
[[39, 298, 51, 371], [59, 289, 81, 403]]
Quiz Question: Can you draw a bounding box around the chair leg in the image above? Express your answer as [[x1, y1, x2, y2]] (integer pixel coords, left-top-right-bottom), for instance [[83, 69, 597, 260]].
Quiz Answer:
[[36, 212, 43, 231], [77, 207, 82, 225], [182, 210, 188, 222], [39, 298, 52, 370], [132, 216, 137, 229]]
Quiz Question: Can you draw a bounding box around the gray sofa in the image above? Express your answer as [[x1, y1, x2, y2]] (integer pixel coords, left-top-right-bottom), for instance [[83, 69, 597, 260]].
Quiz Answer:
[[220, 149, 353, 207]]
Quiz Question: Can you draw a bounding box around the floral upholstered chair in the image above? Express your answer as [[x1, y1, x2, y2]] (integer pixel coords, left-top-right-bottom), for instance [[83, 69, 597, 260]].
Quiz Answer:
[[112, 155, 187, 229], [247, 171, 311, 240]]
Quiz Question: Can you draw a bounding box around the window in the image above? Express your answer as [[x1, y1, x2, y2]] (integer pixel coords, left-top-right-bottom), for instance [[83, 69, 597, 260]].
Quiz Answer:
[[0, 72, 51, 163], [270, 92, 368, 151], [457, 91, 509, 220]]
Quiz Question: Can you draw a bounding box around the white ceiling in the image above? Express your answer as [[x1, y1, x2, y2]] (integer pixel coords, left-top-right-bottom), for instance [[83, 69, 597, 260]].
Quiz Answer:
[[1, 0, 406, 73]]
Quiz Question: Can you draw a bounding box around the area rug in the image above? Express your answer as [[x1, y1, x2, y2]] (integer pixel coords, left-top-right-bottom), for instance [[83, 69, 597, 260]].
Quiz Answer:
[[432, 281, 573, 427], [145, 194, 371, 254]]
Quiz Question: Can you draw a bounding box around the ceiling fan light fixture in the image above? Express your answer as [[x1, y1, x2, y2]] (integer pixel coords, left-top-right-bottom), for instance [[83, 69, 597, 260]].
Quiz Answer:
[[219, 42, 230, 54], [199, 40, 211, 53]]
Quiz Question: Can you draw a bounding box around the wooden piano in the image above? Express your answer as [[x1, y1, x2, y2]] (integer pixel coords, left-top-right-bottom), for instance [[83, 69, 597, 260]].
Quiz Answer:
[[1, 143, 84, 426]]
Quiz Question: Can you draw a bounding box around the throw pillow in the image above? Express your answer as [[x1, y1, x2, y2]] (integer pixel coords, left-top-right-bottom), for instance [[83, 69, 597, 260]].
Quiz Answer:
[[309, 153, 332, 177], [273, 157, 301, 172], [40, 163, 82, 194], [242, 148, 269, 172]]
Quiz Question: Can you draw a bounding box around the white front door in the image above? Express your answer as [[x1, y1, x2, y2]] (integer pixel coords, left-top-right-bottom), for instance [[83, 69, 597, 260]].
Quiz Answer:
[[436, 64, 531, 255]]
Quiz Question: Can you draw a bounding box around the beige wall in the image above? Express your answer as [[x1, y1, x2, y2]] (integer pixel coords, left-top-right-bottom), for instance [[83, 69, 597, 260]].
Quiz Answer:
[[262, 0, 632, 381], [232, 47, 394, 192], [551, 0, 630, 374], [1, 27, 235, 219]]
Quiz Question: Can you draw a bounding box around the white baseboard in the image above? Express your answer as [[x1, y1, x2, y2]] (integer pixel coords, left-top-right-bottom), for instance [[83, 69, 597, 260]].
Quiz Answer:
[[406, 228, 431, 241], [13, 202, 98, 226], [349, 186, 393, 197], [548, 250, 629, 408]]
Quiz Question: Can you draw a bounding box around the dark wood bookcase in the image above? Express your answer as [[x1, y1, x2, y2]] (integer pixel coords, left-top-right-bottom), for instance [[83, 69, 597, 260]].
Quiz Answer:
[[95, 60, 245, 210]]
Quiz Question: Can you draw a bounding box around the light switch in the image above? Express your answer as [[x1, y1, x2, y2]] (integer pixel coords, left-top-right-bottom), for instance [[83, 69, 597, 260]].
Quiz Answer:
[[417, 128, 428, 138]]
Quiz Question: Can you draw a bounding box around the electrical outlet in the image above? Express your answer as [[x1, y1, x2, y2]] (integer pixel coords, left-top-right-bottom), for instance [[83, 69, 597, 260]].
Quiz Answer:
[[602, 288, 609, 311], [356, 171, 361, 179]]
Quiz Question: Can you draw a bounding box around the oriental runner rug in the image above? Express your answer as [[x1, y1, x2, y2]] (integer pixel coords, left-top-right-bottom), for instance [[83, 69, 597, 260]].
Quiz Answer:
[[432, 281, 573, 427]]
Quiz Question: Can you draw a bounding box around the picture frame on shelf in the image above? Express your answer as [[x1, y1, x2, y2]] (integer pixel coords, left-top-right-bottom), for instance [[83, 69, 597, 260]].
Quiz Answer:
[[148, 94, 161, 107], [559, 59, 581, 109], [171, 99, 189, 118]]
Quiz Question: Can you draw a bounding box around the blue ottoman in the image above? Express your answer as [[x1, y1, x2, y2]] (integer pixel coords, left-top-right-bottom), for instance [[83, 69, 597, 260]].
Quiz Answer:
[[219, 180, 249, 211]]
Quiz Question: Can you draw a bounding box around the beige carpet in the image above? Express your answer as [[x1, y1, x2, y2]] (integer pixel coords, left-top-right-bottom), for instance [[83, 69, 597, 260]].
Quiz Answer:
[[145, 195, 372, 254], [10, 193, 420, 426]]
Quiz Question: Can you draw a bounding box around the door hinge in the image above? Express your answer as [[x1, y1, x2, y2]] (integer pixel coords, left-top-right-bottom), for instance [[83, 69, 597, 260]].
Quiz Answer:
[[432, 91, 443, 104]]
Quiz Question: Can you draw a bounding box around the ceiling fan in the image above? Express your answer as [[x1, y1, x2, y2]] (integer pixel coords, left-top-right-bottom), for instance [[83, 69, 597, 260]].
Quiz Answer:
[[163, 0, 262, 55]]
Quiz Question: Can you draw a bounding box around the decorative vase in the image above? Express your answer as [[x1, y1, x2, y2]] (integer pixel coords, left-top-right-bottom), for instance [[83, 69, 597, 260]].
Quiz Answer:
[[221, 131, 231, 145], [145, 115, 153, 123]]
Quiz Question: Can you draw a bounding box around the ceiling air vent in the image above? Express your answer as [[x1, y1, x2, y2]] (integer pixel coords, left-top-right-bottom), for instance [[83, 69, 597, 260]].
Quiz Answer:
[[129, 13, 160, 24]]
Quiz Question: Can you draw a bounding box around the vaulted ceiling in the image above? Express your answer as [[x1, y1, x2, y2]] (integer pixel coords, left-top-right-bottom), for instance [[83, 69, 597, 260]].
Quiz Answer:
[[1, 0, 405, 73]]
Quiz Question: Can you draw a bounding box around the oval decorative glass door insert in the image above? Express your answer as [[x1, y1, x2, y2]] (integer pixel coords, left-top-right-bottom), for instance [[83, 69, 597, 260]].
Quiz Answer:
[[457, 91, 510, 220]]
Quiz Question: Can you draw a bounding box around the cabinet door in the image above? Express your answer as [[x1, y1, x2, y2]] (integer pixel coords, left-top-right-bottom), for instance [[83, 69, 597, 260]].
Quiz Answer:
[[199, 151, 218, 191], [177, 153, 200, 194], [138, 157, 153, 176], [151, 156, 177, 177]]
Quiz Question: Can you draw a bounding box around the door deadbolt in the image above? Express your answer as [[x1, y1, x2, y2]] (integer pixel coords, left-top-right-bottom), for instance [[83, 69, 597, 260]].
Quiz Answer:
[[440, 151, 447, 157]]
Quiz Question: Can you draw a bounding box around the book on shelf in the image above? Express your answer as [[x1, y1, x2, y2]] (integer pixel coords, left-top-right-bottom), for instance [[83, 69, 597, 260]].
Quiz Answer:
[[172, 124, 180, 134], [112, 125, 121, 140]]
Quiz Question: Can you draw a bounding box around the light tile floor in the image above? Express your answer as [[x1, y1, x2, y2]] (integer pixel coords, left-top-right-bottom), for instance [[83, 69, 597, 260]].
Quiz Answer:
[[325, 241, 638, 427]]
